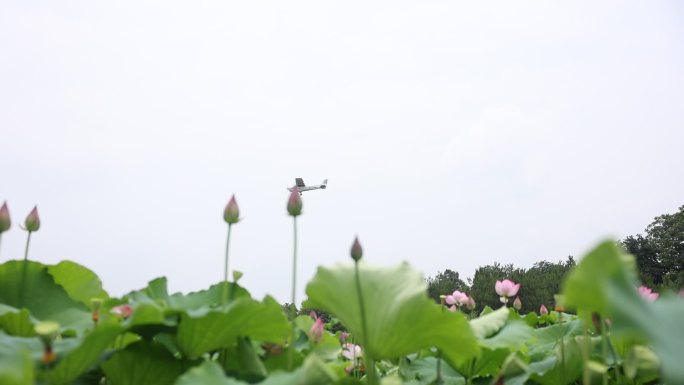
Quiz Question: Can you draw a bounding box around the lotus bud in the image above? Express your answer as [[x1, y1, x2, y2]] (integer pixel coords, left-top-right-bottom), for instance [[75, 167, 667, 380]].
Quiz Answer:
[[287, 188, 302, 216], [350, 236, 363, 262], [233, 270, 243, 283], [309, 312, 324, 343], [0, 201, 10, 233], [24, 206, 40, 232], [223, 195, 240, 224], [539, 304, 548, 315], [91, 298, 103, 323], [464, 296, 476, 311], [513, 296, 522, 311], [111, 304, 133, 319]]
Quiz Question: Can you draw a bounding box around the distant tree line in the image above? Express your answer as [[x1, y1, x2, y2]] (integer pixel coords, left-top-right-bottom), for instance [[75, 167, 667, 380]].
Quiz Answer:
[[619, 205, 684, 290], [427, 205, 683, 313], [426, 258, 575, 313]]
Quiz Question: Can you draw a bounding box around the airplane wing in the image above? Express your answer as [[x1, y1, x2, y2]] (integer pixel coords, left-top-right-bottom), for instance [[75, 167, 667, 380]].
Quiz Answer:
[[295, 178, 305, 187]]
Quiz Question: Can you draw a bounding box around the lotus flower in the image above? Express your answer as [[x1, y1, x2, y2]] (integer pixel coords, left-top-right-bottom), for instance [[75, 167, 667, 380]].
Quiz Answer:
[[463, 296, 476, 311], [495, 279, 520, 304], [539, 304, 548, 315], [637, 285, 659, 301], [309, 312, 324, 343], [342, 343, 362, 360], [445, 290, 469, 306], [339, 331, 350, 343]]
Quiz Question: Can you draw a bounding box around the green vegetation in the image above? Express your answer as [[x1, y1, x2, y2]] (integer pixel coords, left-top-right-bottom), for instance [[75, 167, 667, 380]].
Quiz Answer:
[[0, 200, 682, 384]]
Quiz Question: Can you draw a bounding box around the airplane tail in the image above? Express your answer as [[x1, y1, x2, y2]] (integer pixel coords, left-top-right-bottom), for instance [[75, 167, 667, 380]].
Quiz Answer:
[[320, 179, 328, 189]]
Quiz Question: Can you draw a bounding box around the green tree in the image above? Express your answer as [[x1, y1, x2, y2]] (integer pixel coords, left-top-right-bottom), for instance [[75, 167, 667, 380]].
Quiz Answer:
[[518, 257, 575, 313], [620, 205, 684, 289], [426, 269, 469, 302]]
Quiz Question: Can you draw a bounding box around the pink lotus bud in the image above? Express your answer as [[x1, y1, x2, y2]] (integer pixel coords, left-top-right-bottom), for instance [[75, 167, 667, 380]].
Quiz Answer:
[[679, 288, 684, 298], [309, 313, 324, 343], [513, 296, 522, 311], [637, 285, 659, 301], [24, 206, 40, 232], [111, 304, 133, 319], [287, 188, 302, 216], [350, 237, 363, 262], [223, 195, 240, 224], [339, 332, 350, 343], [539, 304, 548, 315], [0, 201, 10, 233]]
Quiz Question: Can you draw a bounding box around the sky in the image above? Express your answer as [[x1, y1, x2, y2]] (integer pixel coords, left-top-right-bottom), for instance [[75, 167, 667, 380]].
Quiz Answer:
[[1, 1, 683, 304]]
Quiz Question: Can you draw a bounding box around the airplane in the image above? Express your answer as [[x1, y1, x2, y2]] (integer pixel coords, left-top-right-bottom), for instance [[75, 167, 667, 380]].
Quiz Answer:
[[287, 178, 328, 195]]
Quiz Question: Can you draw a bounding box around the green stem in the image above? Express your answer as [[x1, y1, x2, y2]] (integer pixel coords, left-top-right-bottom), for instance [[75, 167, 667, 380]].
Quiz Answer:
[[559, 311, 566, 385], [20, 231, 32, 307], [0, 233, 3, 257], [354, 261, 377, 385], [582, 326, 590, 385], [222, 224, 232, 306], [288, 217, 298, 371]]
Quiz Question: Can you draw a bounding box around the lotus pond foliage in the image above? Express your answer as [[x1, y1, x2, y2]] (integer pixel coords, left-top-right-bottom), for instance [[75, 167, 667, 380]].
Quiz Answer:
[[0, 199, 682, 385]]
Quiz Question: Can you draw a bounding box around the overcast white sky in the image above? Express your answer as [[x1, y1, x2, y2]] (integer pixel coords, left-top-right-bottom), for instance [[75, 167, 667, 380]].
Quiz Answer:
[[1, 1, 683, 304]]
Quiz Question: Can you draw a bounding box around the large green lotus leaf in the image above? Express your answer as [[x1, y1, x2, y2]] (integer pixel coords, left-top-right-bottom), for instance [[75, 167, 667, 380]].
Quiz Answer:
[[0, 348, 33, 385], [127, 277, 250, 311], [47, 261, 109, 305], [401, 356, 465, 385], [260, 355, 338, 385], [469, 306, 509, 339], [479, 321, 533, 351], [102, 340, 193, 385], [0, 306, 36, 337], [176, 296, 289, 359], [305, 262, 479, 365], [562, 241, 637, 313], [43, 321, 122, 385], [528, 337, 583, 385], [605, 285, 684, 384], [174, 361, 248, 385], [527, 319, 583, 358], [0, 261, 92, 333]]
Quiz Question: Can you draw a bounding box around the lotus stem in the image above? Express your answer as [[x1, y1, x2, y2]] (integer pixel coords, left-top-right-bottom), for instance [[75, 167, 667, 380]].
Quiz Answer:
[[288, 216, 298, 371], [354, 261, 377, 385], [20, 231, 33, 306], [222, 223, 233, 306]]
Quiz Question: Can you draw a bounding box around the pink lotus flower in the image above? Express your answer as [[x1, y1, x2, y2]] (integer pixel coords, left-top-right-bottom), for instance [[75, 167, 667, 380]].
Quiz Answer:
[[463, 296, 476, 311], [539, 304, 548, 315], [341, 343, 362, 360], [495, 279, 520, 304], [637, 285, 659, 301], [309, 312, 324, 343], [445, 290, 469, 307], [111, 304, 133, 319]]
